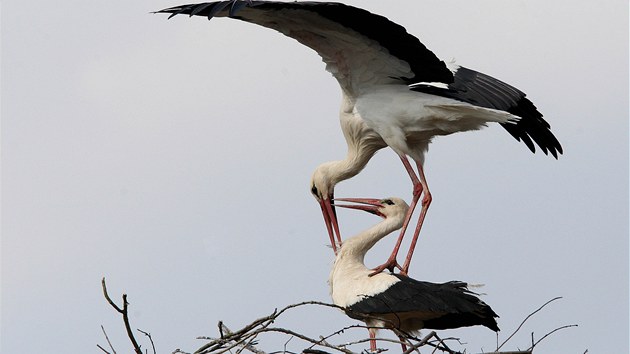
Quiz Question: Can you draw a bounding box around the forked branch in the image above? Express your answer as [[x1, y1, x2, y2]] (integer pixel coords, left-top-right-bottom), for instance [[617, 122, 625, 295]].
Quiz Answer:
[[101, 277, 143, 354]]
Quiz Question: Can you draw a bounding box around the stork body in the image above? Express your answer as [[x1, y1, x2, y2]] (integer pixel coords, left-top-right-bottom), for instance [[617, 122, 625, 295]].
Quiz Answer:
[[158, 1, 563, 271], [330, 197, 499, 352]]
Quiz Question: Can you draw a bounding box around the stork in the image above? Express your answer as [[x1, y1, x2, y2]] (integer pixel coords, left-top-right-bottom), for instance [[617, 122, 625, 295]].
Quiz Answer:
[[328, 198, 499, 352], [330, 197, 499, 352], [158, 1, 563, 273]]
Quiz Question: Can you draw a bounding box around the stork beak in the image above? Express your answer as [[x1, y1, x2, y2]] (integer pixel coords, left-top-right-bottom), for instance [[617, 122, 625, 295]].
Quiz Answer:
[[319, 194, 342, 254], [333, 198, 385, 217]]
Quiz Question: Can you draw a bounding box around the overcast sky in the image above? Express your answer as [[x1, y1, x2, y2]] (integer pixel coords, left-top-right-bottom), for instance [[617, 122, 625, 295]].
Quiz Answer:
[[2, 1, 628, 353]]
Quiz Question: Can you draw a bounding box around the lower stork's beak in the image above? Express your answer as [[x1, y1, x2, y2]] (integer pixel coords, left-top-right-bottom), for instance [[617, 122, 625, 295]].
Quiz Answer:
[[333, 198, 385, 217]]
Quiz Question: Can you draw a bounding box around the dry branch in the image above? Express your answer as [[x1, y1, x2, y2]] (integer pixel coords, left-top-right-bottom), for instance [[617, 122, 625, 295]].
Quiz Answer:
[[138, 328, 158, 354], [98, 325, 117, 354], [101, 277, 144, 354], [496, 297, 562, 351]]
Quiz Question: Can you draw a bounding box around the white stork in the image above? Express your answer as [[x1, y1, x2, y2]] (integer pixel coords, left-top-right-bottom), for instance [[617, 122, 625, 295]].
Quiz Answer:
[[330, 197, 499, 352], [158, 1, 563, 273]]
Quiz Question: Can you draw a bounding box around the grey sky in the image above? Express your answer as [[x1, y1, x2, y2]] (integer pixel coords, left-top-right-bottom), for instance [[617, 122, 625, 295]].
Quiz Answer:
[[2, 1, 628, 353]]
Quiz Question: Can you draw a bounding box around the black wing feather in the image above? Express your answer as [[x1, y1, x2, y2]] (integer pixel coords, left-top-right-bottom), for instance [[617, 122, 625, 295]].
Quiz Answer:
[[412, 66, 562, 158], [347, 274, 499, 332], [157, 1, 454, 84]]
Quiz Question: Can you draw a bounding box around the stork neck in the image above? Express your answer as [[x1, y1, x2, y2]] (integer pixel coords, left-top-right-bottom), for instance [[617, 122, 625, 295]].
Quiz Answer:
[[338, 215, 404, 265], [331, 97, 385, 185], [331, 146, 373, 183]]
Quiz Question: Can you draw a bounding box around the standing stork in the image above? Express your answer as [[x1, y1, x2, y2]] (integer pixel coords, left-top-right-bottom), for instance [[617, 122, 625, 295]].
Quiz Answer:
[[330, 197, 499, 352], [158, 1, 563, 273]]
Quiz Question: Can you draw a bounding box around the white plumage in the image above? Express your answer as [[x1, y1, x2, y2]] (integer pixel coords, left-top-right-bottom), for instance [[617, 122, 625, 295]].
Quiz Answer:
[[329, 199, 407, 308], [158, 1, 563, 273]]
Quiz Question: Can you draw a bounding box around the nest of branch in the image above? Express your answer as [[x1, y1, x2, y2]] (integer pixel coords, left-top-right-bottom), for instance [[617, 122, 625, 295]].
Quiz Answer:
[[100, 278, 578, 354]]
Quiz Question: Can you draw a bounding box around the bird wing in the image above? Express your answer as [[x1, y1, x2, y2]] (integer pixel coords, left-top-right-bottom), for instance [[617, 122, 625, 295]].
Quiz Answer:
[[411, 65, 563, 157], [347, 275, 499, 331], [158, 1, 562, 157], [157, 1, 454, 92]]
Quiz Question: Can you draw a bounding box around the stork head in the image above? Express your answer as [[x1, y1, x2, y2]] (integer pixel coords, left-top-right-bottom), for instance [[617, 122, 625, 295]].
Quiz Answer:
[[310, 162, 339, 202]]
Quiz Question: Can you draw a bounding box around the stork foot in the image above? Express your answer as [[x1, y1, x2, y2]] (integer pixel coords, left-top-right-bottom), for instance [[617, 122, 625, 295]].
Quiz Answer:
[[369, 258, 403, 277]]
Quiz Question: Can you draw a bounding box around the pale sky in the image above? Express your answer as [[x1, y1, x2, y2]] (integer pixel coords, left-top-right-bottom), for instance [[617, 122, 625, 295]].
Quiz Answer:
[[2, 1, 628, 353]]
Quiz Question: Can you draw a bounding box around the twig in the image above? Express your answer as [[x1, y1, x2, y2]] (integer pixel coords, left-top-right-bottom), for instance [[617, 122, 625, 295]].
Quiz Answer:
[[310, 324, 366, 350], [195, 313, 274, 353], [528, 324, 578, 351], [100, 325, 117, 354], [102, 277, 143, 354], [496, 297, 562, 351], [244, 327, 354, 354], [221, 322, 265, 354], [97, 344, 112, 354], [283, 336, 294, 353], [402, 331, 459, 354], [138, 328, 157, 354]]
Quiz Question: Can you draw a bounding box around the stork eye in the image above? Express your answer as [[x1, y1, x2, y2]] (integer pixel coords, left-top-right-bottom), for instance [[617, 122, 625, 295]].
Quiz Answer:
[[382, 199, 394, 205], [311, 185, 319, 196]]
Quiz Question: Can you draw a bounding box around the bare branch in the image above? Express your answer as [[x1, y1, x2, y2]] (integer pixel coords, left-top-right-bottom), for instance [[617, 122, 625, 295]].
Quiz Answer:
[[496, 297, 563, 351], [138, 329, 157, 354], [311, 324, 366, 350], [97, 344, 112, 354], [102, 278, 123, 313], [402, 331, 458, 354], [101, 277, 143, 354], [100, 325, 117, 354], [528, 324, 578, 351], [173, 349, 192, 354]]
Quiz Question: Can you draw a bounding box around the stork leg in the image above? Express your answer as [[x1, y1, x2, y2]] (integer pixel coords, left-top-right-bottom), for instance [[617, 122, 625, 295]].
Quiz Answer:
[[369, 155, 429, 276], [401, 161, 431, 274], [397, 335, 408, 353], [368, 328, 377, 353]]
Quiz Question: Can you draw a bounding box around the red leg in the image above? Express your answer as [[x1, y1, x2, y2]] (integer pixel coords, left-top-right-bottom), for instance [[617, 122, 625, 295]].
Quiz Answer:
[[370, 155, 422, 276], [397, 335, 408, 352], [401, 162, 431, 274], [368, 328, 377, 353]]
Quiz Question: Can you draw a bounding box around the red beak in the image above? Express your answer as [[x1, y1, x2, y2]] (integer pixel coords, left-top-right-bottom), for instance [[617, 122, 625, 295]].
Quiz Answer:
[[333, 198, 385, 217], [319, 195, 342, 254]]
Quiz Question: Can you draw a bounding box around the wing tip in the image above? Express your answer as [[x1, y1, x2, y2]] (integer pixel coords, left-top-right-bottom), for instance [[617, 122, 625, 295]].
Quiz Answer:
[[156, 1, 256, 20]]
